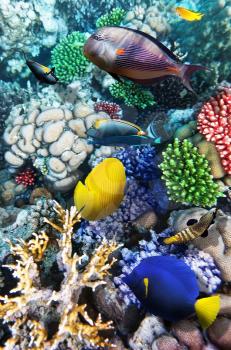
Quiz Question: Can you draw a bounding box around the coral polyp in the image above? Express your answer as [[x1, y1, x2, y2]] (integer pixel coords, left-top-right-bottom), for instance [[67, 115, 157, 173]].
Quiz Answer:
[[159, 139, 223, 207]]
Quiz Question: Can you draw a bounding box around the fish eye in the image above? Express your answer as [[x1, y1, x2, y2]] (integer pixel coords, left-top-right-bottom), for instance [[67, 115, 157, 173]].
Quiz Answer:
[[92, 34, 103, 41]]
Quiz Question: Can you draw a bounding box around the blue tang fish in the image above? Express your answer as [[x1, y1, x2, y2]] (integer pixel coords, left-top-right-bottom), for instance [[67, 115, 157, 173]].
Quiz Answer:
[[87, 119, 154, 146], [123, 256, 220, 329]]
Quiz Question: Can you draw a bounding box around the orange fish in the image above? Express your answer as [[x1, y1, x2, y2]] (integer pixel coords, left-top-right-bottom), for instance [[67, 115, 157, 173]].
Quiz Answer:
[[176, 7, 204, 21], [84, 26, 208, 92]]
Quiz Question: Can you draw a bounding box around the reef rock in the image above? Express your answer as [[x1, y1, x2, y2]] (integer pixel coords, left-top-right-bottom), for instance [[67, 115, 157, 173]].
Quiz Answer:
[[171, 320, 205, 350], [169, 208, 231, 282], [208, 317, 231, 350], [4, 105, 112, 191]]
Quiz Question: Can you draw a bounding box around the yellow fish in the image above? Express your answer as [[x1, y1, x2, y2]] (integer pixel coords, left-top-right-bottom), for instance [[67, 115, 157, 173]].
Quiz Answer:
[[74, 158, 126, 221], [176, 7, 204, 21]]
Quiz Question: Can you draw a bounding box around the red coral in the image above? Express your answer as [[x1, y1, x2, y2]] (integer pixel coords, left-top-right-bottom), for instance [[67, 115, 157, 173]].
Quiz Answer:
[[197, 87, 231, 174], [94, 101, 122, 119], [15, 168, 36, 187]]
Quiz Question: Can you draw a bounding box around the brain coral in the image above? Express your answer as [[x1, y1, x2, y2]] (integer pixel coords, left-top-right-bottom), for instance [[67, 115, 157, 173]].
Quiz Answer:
[[4, 105, 111, 191]]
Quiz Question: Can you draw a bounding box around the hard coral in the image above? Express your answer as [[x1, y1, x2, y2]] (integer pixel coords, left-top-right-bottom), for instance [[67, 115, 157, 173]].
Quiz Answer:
[[197, 87, 231, 175], [15, 168, 36, 187], [94, 101, 122, 119], [109, 81, 155, 109], [51, 31, 90, 83], [160, 139, 223, 207], [0, 202, 119, 349], [96, 8, 126, 28]]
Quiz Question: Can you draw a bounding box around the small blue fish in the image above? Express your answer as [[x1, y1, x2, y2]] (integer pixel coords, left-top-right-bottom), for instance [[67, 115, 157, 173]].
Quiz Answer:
[[87, 119, 154, 146], [123, 256, 220, 329]]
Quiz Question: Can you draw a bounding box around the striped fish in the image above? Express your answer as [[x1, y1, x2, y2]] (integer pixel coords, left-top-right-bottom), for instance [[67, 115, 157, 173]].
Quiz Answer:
[[84, 26, 208, 92], [164, 209, 217, 245]]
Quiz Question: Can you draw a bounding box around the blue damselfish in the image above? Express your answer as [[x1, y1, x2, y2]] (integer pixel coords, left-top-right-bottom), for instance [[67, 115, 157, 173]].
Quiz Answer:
[[123, 255, 220, 329]]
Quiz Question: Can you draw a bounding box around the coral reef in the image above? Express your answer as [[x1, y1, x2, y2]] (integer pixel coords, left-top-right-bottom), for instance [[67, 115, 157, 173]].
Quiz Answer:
[[160, 139, 223, 207], [94, 101, 122, 119], [109, 81, 155, 109], [51, 31, 90, 83], [114, 146, 159, 181], [96, 7, 126, 27], [0, 202, 120, 349], [3, 106, 113, 191], [170, 207, 231, 282], [197, 86, 231, 175]]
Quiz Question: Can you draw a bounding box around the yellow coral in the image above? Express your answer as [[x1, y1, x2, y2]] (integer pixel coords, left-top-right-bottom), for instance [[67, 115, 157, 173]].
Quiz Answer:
[[0, 201, 120, 349]]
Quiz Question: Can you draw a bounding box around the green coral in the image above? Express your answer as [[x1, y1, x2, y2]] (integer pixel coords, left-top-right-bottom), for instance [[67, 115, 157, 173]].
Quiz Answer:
[[109, 81, 155, 109], [51, 31, 90, 83], [159, 139, 223, 207], [96, 8, 126, 28]]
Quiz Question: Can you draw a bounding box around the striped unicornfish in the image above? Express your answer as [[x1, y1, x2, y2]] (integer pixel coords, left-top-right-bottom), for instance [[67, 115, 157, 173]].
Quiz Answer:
[[164, 209, 217, 245]]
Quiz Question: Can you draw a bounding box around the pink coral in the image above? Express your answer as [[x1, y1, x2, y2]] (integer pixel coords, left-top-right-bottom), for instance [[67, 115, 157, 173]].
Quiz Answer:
[[15, 168, 36, 187], [197, 87, 231, 174], [94, 101, 122, 119]]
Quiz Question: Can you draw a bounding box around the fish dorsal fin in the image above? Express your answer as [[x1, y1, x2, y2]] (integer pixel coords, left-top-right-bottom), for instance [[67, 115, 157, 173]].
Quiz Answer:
[[114, 26, 182, 63], [115, 120, 142, 132]]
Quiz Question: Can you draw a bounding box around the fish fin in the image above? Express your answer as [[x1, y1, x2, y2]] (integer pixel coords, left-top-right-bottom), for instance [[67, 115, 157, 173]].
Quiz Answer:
[[143, 278, 149, 298], [195, 295, 220, 329], [163, 236, 179, 245], [180, 64, 209, 93], [116, 26, 182, 63], [109, 72, 122, 82]]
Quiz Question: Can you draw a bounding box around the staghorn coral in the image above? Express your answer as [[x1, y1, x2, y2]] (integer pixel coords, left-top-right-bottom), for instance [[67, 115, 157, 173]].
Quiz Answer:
[[160, 138, 223, 207], [51, 31, 90, 83], [109, 81, 155, 109], [96, 7, 126, 27], [0, 201, 120, 349], [197, 87, 231, 175]]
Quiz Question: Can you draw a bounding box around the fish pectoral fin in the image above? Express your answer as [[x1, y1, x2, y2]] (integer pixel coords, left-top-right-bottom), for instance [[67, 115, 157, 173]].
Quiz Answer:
[[195, 295, 220, 329], [109, 72, 122, 82], [143, 277, 149, 298]]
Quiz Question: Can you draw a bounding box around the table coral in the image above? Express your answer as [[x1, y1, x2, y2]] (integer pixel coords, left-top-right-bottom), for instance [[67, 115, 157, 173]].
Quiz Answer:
[[159, 138, 223, 207], [197, 87, 231, 175], [51, 31, 90, 83], [109, 81, 155, 109], [0, 201, 120, 349], [96, 7, 126, 27], [3, 106, 111, 191]]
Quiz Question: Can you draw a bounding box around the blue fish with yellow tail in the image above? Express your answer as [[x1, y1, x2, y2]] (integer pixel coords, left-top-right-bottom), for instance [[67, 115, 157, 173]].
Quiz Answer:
[[87, 119, 154, 146], [84, 26, 208, 93], [123, 256, 220, 329], [25, 56, 58, 85]]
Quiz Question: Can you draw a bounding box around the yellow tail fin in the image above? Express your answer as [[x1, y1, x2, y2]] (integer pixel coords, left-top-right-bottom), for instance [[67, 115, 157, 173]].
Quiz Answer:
[[195, 295, 220, 329], [163, 236, 179, 245]]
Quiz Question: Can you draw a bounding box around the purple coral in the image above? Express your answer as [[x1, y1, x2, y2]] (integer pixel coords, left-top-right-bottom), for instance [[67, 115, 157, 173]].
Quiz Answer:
[[114, 146, 160, 181], [114, 230, 221, 306]]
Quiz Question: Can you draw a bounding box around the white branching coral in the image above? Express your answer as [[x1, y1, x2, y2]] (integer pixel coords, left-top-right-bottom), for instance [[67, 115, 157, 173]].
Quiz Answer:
[[0, 201, 120, 350]]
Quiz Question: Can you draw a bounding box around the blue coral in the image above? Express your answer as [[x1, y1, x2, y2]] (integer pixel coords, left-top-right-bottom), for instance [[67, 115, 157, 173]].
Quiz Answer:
[[113, 146, 160, 182], [114, 230, 221, 306]]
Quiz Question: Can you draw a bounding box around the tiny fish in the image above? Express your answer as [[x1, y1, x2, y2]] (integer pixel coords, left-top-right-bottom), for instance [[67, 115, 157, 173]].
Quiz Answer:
[[164, 209, 217, 245], [176, 7, 204, 21], [74, 158, 126, 221], [87, 119, 154, 146], [123, 255, 220, 329], [25, 56, 58, 85], [84, 26, 208, 92]]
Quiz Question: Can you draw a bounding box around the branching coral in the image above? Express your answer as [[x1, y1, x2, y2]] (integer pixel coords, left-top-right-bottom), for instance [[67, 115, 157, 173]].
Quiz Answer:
[[109, 81, 155, 109], [0, 201, 119, 349], [51, 31, 90, 83], [197, 87, 231, 175], [159, 139, 223, 207], [96, 7, 126, 28]]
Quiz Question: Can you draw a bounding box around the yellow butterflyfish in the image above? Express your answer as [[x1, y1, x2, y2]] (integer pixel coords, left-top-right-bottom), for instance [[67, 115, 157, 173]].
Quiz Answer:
[[176, 7, 204, 21], [74, 158, 126, 221]]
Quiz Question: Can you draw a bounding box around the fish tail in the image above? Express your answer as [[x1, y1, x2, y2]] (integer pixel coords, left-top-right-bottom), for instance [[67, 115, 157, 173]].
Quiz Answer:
[[180, 64, 209, 93], [164, 228, 194, 245], [194, 295, 220, 329]]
